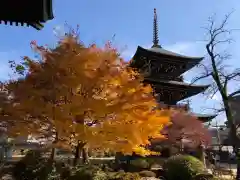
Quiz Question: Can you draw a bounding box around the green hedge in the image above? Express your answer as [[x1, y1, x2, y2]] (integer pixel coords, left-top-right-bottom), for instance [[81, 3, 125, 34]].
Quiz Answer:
[[12, 149, 53, 180], [163, 155, 206, 180]]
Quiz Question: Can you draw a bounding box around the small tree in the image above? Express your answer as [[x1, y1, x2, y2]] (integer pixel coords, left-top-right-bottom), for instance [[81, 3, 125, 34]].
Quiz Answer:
[[164, 111, 211, 149], [151, 110, 211, 161], [3, 32, 170, 164]]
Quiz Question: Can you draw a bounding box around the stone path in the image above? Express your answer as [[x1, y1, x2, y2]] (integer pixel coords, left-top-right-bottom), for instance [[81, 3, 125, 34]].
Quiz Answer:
[[207, 163, 236, 179]]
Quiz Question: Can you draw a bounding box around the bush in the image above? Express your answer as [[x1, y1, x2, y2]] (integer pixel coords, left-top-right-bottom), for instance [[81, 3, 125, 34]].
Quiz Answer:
[[99, 164, 114, 172], [139, 170, 156, 177], [108, 172, 141, 180], [69, 164, 107, 180], [120, 172, 141, 180], [54, 162, 72, 179], [12, 149, 53, 180], [163, 155, 206, 180], [129, 158, 149, 171]]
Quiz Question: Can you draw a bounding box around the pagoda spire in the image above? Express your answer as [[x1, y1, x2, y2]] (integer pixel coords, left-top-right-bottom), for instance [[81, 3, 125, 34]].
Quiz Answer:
[[152, 8, 161, 48]]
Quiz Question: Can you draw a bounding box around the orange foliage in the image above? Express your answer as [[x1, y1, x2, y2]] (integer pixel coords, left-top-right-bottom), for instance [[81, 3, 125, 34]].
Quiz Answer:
[[3, 34, 169, 156]]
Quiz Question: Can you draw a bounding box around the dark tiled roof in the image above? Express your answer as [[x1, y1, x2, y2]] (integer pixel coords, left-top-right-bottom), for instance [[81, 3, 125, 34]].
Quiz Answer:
[[145, 78, 209, 89], [161, 80, 209, 88], [191, 113, 216, 122], [148, 47, 204, 60], [0, 0, 54, 30], [0, 22, 44, 30]]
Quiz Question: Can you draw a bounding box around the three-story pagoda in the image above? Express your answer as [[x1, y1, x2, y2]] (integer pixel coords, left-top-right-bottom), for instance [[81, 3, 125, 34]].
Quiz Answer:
[[130, 9, 216, 122]]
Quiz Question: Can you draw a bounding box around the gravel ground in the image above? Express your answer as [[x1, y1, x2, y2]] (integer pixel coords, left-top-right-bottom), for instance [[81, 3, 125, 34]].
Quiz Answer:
[[2, 174, 13, 180]]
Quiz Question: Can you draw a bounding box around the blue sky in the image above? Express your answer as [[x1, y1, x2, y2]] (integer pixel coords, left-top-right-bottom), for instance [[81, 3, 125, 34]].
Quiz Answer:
[[0, 0, 240, 125]]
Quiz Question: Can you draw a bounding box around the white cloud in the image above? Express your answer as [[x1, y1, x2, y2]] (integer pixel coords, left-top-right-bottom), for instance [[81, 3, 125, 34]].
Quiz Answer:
[[184, 80, 191, 83], [0, 51, 22, 81], [0, 63, 11, 81], [119, 41, 205, 61], [118, 44, 139, 61], [120, 48, 135, 60], [53, 25, 66, 37], [211, 93, 222, 101], [165, 41, 205, 57]]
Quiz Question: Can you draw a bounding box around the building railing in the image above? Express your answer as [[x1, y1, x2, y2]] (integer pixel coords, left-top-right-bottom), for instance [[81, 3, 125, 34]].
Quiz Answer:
[[158, 103, 190, 111]]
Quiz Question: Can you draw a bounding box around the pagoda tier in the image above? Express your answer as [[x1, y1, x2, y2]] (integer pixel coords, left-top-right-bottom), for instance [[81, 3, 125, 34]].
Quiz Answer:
[[159, 103, 217, 123], [144, 78, 209, 105], [0, 0, 54, 30], [130, 46, 203, 79], [194, 113, 217, 123]]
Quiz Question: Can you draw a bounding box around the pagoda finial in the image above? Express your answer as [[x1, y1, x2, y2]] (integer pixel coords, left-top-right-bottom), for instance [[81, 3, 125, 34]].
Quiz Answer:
[[152, 8, 161, 48]]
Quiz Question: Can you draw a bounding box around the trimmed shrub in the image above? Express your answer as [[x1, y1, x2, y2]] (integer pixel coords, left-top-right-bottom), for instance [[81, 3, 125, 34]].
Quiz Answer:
[[129, 158, 149, 171], [12, 149, 53, 180], [139, 170, 156, 177], [69, 164, 107, 180], [163, 155, 205, 180], [108, 172, 141, 180], [121, 172, 141, 180], [54, 162, 72, 179]]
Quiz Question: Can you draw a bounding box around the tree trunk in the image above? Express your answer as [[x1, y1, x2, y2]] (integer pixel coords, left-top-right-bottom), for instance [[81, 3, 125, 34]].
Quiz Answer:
[[222, 99, 240, 180], [236, 148, 240, 180], [73, 141, 81, 166], [50, 147, 56, 160], [82, 147, 89, 164], [224, 104, 240, 180], [50, 132, 58, 161], [198, 145, 206, 168]]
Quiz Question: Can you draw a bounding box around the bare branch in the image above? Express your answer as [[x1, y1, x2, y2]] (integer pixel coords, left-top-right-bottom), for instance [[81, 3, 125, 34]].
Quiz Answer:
[[191, 63, 213, 84], [218, 68, 240, 91], [190, 11, 240, 135], [200, 104, 224, 114]]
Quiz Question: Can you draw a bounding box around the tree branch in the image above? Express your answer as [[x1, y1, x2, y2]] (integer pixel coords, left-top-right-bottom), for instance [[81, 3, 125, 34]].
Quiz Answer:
[[191, 63, 212, 84]]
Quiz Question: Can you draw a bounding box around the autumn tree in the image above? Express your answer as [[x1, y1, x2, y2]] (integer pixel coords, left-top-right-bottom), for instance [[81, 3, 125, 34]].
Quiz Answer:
[[3, 32, 169, 164], [151, 110, 211, 153], [163, 111, 211, 149]]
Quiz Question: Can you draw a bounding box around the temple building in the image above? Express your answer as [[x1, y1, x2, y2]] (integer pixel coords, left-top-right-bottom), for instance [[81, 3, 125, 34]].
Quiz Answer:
[[0, 0, 54, 30], [130, 9, 216, 123]]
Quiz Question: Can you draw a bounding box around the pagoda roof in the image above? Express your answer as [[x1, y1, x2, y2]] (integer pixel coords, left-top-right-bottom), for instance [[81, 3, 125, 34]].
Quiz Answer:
[[162, 80, 207, 87], [229, 94, 240, 101], [191, 113, 217, 122], [148, 46, 204, 60], [135, 46, 204, 61], [145, 78, 209, 103], [0, 0, 54, 30], [146, 78, 209, 90], [131, 46, 204, 76]]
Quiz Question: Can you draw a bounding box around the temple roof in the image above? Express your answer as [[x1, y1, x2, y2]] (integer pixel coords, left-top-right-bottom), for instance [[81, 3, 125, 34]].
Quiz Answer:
[[0, 0, 54, 30], [131, 46, 204, 77], [148, 46, 204, 60], [191, 113, 217, 122], [145, 78, 209, 103], [145, 78, 209, 91], [0, 22, 45, 30], [160, 80, 208, 88]]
